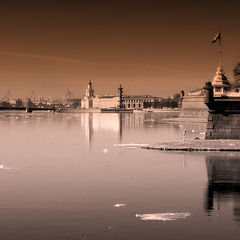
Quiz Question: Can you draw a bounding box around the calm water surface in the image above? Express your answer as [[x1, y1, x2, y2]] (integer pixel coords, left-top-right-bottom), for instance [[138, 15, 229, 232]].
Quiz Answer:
[[0, 111, 240, 240]]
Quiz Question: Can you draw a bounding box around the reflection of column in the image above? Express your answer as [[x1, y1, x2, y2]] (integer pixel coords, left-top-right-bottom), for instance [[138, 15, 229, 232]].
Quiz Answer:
[[204, 153, 240, 221], [204, 183, 214, 212], [119, 113, 123, 141], [88, 113, 93, 147]]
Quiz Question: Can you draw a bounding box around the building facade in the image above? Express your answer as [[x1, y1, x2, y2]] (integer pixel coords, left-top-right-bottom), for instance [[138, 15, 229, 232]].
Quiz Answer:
[[82, 81, 120, 109], [82, 80, 95, 109], [93, 95, 119, 109], [82, 81, 162, 109], [122, 95, 162, 109]]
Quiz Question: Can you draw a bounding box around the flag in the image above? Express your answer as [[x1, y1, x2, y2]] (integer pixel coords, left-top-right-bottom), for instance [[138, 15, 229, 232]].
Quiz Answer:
[[212, 32, 221, 43]]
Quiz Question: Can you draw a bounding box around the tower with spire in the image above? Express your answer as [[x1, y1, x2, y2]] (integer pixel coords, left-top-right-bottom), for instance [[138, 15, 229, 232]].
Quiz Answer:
[[211, 32, 231, 96], [83, 79, 95, 109], [211, 67, 231, 95], [86, 79, 94, 98]]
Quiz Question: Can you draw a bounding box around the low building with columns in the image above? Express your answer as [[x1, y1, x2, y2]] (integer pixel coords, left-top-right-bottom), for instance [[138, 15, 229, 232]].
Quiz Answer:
[[93, 95, 119, 109], [122, 95, 162, 109]]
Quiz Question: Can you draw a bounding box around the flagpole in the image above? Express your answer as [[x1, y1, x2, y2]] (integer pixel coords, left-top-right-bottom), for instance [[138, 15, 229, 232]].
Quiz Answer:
[[218, 34, 222, 68]]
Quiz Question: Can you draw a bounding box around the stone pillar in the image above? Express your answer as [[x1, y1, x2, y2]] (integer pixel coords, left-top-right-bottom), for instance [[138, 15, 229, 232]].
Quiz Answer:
[[203, 82, 213, 106], [203, 82, 214, 139], [118, 85, 123, 109]]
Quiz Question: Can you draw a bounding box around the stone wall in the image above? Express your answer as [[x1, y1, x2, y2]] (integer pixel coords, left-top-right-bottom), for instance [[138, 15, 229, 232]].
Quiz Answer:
[[180, 95, 209, 120], [206, 113, 240, 139], [206, 153, 240, 183], [181, 95, 208, 110]]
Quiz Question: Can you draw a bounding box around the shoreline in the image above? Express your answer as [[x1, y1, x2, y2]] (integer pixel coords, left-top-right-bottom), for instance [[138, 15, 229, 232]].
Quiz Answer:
[[142, 139, 240, 152]]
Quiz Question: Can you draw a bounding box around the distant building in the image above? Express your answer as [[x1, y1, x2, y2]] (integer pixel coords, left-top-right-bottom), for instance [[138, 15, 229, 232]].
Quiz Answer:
[[122, 95, 162, 109], [66, 98, 81, 108], [93, 95, 119, 109], [82, 80, 95, 109], [82, 81, 120, 109], [82, 81, 162, 109]]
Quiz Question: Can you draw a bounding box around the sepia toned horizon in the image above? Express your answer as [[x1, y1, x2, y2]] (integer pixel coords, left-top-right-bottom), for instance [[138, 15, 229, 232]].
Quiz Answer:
[[0, 0, 240, 98]]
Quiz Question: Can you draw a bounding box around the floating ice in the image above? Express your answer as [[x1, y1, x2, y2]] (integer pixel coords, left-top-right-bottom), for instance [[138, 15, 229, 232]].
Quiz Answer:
[[114, 143, 149, 148], [102, 148, 108, 153], [135, 212, 191, 221], [0, 165, 11, 170], [113, 203, 126, 207]]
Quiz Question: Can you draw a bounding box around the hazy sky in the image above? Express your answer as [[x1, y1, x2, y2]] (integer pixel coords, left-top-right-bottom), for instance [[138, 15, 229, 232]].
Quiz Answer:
[[0, 0, 239, 98]]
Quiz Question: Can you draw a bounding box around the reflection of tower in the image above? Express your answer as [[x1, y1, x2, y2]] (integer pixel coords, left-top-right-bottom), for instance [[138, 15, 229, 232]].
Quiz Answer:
[[118, 85, 123, 109], [204, 153, 240, 221], [81, 113, 94, 148]]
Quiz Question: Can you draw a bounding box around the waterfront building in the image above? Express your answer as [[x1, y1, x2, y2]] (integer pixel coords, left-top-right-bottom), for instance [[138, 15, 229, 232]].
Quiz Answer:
[[82, 80, 120, 109], [93, 95, 119, 109], [81, 81, 163, 109], [66, 98, 81, 108], [122, 95, 162, 109]]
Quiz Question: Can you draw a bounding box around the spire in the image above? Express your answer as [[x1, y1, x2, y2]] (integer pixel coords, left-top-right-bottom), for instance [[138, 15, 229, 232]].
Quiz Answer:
[[85, 79, 94, 98], [218, 34, 222, 68], [211, 32, 231, 95], [212, 67, 229, 87], [211, 31, 222, 68], [212, 67, 231, 95]]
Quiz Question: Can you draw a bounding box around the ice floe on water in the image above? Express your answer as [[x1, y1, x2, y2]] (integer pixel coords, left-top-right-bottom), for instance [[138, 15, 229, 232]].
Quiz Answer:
[[114, 143, 149, 148], [0, 165, 11, 170], [135, 212, 191, 221], [113, 203, 126, 207], [102, 148, 109, 153]]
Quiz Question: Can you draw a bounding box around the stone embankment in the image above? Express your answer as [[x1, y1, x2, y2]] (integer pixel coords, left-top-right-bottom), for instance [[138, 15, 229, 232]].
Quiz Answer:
[[142, 140, 240, 152]]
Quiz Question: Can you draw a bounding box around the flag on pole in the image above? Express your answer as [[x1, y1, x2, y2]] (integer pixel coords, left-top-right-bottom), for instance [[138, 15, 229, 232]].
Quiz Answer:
[[212, 32, 221, 43]]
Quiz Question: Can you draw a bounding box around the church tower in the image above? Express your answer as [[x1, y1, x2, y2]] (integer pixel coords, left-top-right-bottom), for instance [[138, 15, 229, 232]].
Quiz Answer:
[[86, 80, 94, 98], [83, 79, 95, 109]]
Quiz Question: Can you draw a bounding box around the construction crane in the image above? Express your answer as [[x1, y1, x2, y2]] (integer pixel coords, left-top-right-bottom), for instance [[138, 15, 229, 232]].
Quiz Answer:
[[66, 89, 75, 99], [4, 89, 11, 101]]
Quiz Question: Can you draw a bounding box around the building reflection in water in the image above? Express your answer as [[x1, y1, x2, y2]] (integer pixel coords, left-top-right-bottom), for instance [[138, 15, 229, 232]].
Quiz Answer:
[[80, 112, 183, 147], [80, 113, 146, 146], [80, 113, 123, 147], [205, 153, 240, 221]]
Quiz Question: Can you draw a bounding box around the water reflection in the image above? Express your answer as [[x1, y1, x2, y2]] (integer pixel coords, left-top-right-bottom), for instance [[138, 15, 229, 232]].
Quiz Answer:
[[1, 111, 239, 240], [79, 112, 182, 146], [205, 153, 240, 221]]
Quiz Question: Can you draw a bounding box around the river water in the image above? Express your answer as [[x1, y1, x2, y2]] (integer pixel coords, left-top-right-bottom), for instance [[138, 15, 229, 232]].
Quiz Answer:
[[0, 111, 240, 240]]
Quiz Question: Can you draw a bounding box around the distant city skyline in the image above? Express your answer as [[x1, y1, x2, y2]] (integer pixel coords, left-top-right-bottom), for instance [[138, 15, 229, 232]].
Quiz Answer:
[[0, 0, 240, 98]]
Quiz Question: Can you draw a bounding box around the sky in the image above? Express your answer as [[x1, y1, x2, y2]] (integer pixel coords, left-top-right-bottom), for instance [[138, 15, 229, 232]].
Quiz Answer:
[[0, 0, 240, 98]]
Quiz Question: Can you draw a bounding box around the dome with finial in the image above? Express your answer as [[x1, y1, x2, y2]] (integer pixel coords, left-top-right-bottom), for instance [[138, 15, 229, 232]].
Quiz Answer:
[[211, 67, 231, 95], [212, 67, 230, 87]]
